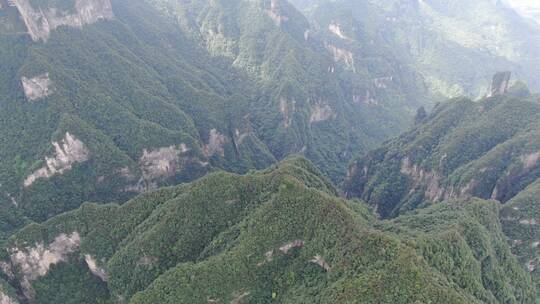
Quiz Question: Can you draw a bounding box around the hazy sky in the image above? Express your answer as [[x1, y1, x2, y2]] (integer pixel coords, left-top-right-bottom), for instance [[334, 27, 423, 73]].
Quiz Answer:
[[505, 0, 540, 22], [506, 0, 540, 8]]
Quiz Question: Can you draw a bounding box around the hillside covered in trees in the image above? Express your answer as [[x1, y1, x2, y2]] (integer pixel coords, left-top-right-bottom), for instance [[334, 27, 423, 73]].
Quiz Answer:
[[0, 157, 535, 303]]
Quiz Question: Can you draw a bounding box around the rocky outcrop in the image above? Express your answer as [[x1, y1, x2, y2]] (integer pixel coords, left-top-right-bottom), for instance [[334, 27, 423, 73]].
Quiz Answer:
[[328, 22, 350, 40], [8, 232, 80, 298], [124, 144, 192, 192], [326, 44, 355, 72], [400, 157, 476, 202], [310, 255, 331, 272], [0, 291, 17, 304], [279, 97, 296, 128], [400, 157, 445, 201], [12, 0, 114, 42], [521, 150, 540, 170], [279, 240, 304, 254], [266, 0, 288, 26], [234, 129, 249, 146], [24, 132, 90, 187], [488, 71, 511, 97], [124, 143, 211, 193], [21, 73, 53, 101], [203, 129, 227, 157], [353, 89, 377, 105], [84, 254, 107, 281], [310, 104, 335, 123], [140, 144, 189, 182], [373, 76, 393, 89]]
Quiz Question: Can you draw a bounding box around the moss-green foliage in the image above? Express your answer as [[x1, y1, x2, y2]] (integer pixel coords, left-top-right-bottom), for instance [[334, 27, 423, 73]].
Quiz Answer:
[[32, 258, 111, 304], [291, 0, 540, 99], [380, 199, 536, 303], [0, 199, 29, 246], [0, 278, 19, 303], [345, 94, 540, 218], [0, 157, 535, 303], [501, 179, 540, 299], [166, 0, 420, 182], [0, 0, 280, 231], [0, 0, 433, 239]]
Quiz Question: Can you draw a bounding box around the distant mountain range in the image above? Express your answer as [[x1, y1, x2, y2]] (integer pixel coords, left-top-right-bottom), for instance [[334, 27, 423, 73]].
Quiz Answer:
[[0, 0, 539, 303]]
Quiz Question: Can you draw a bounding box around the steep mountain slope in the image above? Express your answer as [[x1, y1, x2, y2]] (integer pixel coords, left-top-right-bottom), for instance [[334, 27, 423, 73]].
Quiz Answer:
[[0, 0, 280, 226], [345, 85, 540, 218], [290, 0, 540, 99], [161, 0, 426, 178], [501, 179, 540, 293], [344, 84, 540, 296], [0, 0, 433, 240], [0, 157, 534, 303]]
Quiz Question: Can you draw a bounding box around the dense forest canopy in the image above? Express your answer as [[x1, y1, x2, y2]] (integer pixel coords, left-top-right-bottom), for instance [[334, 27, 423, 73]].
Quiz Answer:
[[0, 0, 538, 303]]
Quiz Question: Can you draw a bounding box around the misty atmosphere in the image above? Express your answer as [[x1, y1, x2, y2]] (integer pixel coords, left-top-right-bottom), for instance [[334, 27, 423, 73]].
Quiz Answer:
[[0, 0, 539, 303]]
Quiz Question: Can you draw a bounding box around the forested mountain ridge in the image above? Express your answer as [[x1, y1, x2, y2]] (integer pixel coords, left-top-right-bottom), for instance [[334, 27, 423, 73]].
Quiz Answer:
[[0, 0, 539, 302], [0, 157, 535, 303], [290, 0, 540, 99], [344, 82, 540, 296], [0, 0, 435, 238], [344, 82, 540, 217], [501, 179, 540, 297], [160, 0, 428, 178]]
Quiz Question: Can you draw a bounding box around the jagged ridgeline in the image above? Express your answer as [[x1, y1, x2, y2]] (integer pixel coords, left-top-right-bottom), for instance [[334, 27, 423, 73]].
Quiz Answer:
[[0, 157, 534, 303], [344, 78, 540, 296], [345, 76, 539, 217], [0, 0, 427, 234], [289, 0, 540, 98]]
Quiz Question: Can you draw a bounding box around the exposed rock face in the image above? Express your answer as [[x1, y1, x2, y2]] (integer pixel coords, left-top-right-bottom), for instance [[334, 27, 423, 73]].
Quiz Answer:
[[0, 292, 17, 304], [204, 129, 227, 157], [526, 259, 538, 272], [234, 129, 249, 146], [140, 144, 189, 182], [279, 97, 296, 128], [519, 219, 538, 225], [124, 143, 211, 193], [310, 104, 334, 123], [12, 0, 114, 42], [24, 132, 90, 187], [310, 255, 331, 272], [490, 150, 540, 201], [521, 150, 540, 170], [400, 157, 446, 201], [488, 71, 512, 97], [123, 144, 192, 192], [84, 254, 107, 281], [266, 0, 288, 26], [353, 89, 377, 105], [400, 157, 476, 202], [256, 250, 275, 267], [279, 240, 304, 254], [21, 73, 53, 101], [328, 22, 349, 40], [9, 232, 80, 298], [326, 44, 355, 71], [230, 291, 250, 304], [204, 26, 236, 58], [373, 76, 393, 89]]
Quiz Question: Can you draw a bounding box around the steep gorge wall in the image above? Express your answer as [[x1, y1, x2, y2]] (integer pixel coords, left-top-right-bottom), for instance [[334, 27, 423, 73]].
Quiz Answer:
[[11, 0, 113, 41]]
